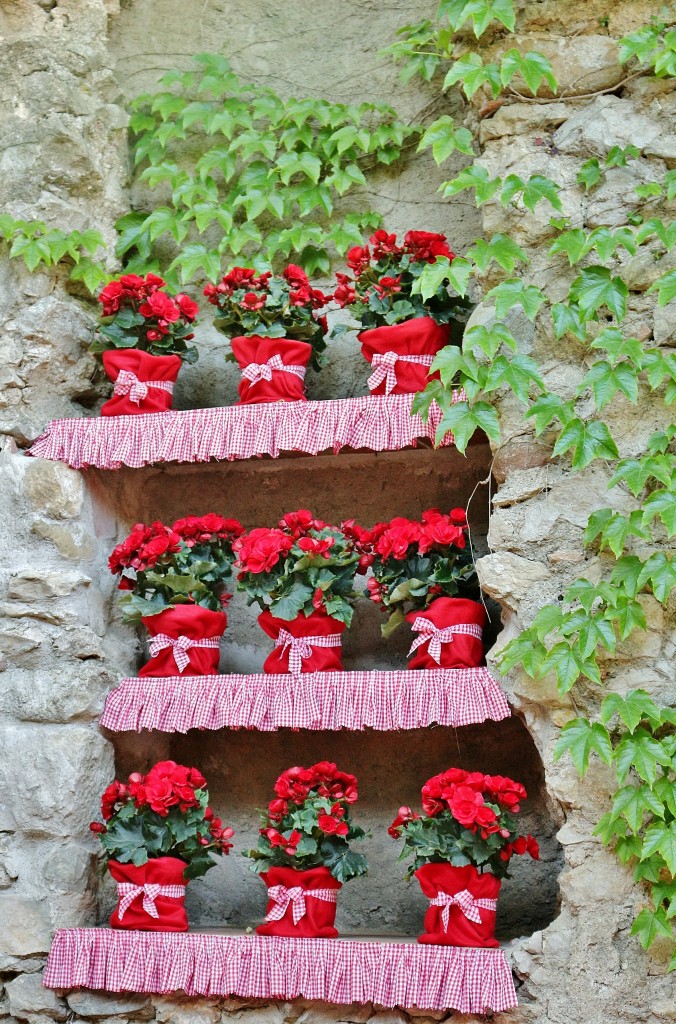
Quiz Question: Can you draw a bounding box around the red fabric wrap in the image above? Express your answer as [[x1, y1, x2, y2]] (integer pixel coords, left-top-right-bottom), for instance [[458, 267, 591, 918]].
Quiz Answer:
[[231, 336, 312, 405], [108, 857, 188, 932], [358, 317, 451, 395], [139, 605, 226, 677], [256, 866, 342, 938], [258, 608, 346, 674], [101, 350, 181, 416], [415, 863, 501, 948], [406, 598, 485, 670]]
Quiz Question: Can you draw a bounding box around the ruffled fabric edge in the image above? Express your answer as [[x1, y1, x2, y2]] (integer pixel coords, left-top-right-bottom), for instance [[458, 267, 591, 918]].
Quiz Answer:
[[27, 394, 458, 470], [99, 668, 511, 733], [43, 928, 517, 1012]]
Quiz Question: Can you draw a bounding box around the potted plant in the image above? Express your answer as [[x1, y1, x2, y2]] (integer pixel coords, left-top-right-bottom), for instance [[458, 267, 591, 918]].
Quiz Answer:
[[332, 229, 470, 395], [245, 761, 367, 937], [89, 760, 234, 932], [364, 507, 483, 668], [108, 514, 244, 676], [92, 273, 199, 415], [388, 768, 539, 947], [204, 265, 329, 404], [233, 510, 365, 673]]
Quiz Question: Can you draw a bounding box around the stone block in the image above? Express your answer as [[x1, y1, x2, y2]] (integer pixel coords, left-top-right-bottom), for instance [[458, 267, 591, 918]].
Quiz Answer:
[[0, 895, 52, 958], [155, 996, 221, 1024], [23, 460, 84, 521], [0, 723, 114, 836], [66, 991, 153, 1019], [5, 973, 67, 1021], [491, 34, 623, 97], [476, 553, 550, 609], [0, 666, 109, 723], [553, 96, 665, 157], [7, 571, 90, 602]]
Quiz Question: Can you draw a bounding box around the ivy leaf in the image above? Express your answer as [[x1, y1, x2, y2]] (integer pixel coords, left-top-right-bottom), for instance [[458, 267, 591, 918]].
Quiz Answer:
[[569, 267, 628, 321], [553, 718, 613, 775], [551, 302, 587, 340], [577, 158, 603, 190], [580, 360, 639, 410], [648, 269, 676, 307], [543, 642, 589, 694], [643, 489, 676, 537], [484, 353, 545, 403], [553, 417, 619, 470], [501, 173, 562, 212], [464, 323, 517, 359], [611, 785, 665, 833], [601, 690, 661, 733], [440, 166, 501, 206], [637, 552, 676, 604], [525, 393, 571, 434], [630, 907, 673, 950], [485, 279, 545, 320], [500, 48, 558, 94], [641, 823, 676, 875], [467, 233, 527, 273], [548, 229, 589, 266], [615, 729, 672, 785], [417, 116, 474, 162], [444, 53, 501, 99]]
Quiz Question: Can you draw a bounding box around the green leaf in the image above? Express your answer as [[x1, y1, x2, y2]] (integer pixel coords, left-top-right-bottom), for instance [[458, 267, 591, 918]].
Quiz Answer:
[[485, 279, 545, 320], [554, 718, 613, 775], [444, 53, 501, 99], [417, 116, 474, 163], [642, 823, 676, 875], [637, 552, 676, 604], [501, 173, 562, 212], [612, 785, 665, 833], [630, 907, 673, 950], [577, 159, 603, 190], [615, 729, 672, 785], [569, 266, 628, 321], [548, 229, 589, 266], [270, 581, 314, 620], [553, 418, 619, 470], [580, 360, 639, 410], [500, 48, 558, 94], [648, 269, 676, 308], [467, 233, 527, 273], [601, 690, 661, 733], [441, 166, 501, 206]]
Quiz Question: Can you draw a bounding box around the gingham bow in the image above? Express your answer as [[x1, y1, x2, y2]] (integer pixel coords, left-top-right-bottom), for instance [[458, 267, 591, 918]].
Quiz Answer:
[[113, 370, 174, 405], [241, 355, 307, 384], [430, 889, 497, 930], [367, 351, 435, 395], [265, 884, 338, 924], [148, 633, 221, 673], [408, 618, 483, 664], [116, 882, 186, 920], [275, 629, 343, 675]]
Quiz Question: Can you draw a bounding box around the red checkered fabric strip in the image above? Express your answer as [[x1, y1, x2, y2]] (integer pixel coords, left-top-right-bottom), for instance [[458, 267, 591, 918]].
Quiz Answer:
[[408, 620, 483, 663], [43, 928, 517, 1012], [275, 629, 343, 675], [265, 885, 338, 924], [430, 890, 498, 929], [367, 352, 435, 395], [27, 392, 464, 470], [113, 371, 174, 404], [99, 667, 510, 733], [241, 355, 307, 383]]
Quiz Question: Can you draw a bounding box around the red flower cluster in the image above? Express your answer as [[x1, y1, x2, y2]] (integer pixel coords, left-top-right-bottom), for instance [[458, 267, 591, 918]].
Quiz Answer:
[[99, 274, 198, 343], [172, 514, 245, 547], [233, 527, 294, 575], [204, 264, 327, 313], [421, 768, 527, 822], [273, 761, 358, 806], [365, 507, 467, 562], [108, 521, 182, 576], [279, 509, 329, 537], [387, 805, 420, 839]]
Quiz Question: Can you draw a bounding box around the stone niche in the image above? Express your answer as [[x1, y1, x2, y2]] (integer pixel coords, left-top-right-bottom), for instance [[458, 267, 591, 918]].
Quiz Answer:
[[96, 436, 563, 943]]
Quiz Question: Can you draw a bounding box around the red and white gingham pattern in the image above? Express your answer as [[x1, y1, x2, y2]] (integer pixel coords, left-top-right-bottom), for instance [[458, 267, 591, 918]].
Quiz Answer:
[[241, 355, 307, 383], [265, 885, 338, 924], [99, 667, 510, 734], [367, 352, 435, 395], [27, 392, 463, 470], [43, 928, 517, 1012]]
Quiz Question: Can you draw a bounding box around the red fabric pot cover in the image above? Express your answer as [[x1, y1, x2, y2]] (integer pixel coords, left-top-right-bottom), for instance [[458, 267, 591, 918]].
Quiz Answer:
[[101, 350, 181, 416], [139, 604, 227, 677], [415, 862, 501, 947], [257, 865, 342, 938], [358, 317, 451, 396], [406, 597, 486, 670], [109, 856, 188, 932], [258, 608, 346, 674], [231, 336, 313, 405]]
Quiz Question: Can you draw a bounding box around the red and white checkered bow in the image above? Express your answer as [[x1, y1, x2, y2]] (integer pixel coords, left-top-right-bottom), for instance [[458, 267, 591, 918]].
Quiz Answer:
[[148, 633, 221, 672], [241, 355, 307, 384], [430, 889, 497, 930], [367, 351, 435, 395], [275, 629, 343, 675], [113, 370, 174, 405], [116, 882, 186, 920], [408, 618, 483, 664], [265, 884, 338, 925]]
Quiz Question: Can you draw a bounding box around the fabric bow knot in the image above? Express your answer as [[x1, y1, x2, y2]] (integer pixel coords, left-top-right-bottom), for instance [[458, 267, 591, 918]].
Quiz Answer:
[[113, 370, 174, 405], [275, 629, 343, 676], [265, 884, 337, 925], [241, 355, 306, 384], [148, 633, 220, 673], [116, 881, 186, 920], [408, 618, 483, 664], [367, 350, 434, 395], [430, 888, 497, 930]]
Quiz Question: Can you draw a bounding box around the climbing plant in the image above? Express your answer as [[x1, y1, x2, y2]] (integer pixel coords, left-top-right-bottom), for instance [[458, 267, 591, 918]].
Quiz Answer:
[[119, 53, 419, 285], [0, 215, 107, 293], [388, 0, 676, 969]]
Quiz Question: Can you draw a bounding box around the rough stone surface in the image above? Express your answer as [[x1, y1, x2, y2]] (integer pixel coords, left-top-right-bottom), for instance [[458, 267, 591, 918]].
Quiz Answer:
[[1, 2, 675, 1024]]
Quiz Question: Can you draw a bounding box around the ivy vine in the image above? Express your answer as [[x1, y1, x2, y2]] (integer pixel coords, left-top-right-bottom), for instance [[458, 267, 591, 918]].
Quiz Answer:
[[390, 0, 676, 969]]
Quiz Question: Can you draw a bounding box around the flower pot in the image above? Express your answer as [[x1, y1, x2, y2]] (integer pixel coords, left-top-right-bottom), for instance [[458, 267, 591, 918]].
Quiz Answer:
[[358, 317, 451, 396], [139, 604, 227, 677], [258, 608, 346, 674], [406, 597, 486, 670], [231, 336, 313, 404], [415, 862, 500, 947], [108, 856, 188, 932], [256, 865, 342, 938], [100, 350, 182, 416]]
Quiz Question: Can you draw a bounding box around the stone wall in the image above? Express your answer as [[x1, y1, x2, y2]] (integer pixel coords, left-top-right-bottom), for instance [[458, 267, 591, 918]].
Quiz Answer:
[[0, 2, 675, 1024]]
